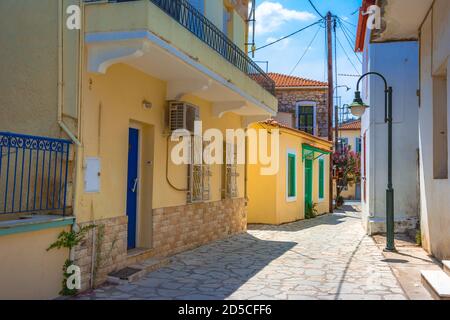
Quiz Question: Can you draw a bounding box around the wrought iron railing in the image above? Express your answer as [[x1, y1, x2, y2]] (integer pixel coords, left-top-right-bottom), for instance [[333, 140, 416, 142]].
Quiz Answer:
[[85, 0, 275, 95], [0, 132, 72, 216]]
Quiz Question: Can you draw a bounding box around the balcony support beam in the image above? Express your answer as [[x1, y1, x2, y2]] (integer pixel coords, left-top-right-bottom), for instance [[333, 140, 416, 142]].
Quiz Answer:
[[87, 40, 147, 74], [166, 79, 213, 101], [212, 101, 247, 118]]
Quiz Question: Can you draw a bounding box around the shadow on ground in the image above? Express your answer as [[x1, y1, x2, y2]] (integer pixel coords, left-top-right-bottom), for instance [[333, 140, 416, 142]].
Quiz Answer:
[[248, 211, 360, 232], [79, 233, 297, 300]]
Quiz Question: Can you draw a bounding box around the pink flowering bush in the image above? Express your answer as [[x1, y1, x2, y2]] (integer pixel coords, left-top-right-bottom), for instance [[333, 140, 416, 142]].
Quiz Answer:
[[333, 145, 361, 208]]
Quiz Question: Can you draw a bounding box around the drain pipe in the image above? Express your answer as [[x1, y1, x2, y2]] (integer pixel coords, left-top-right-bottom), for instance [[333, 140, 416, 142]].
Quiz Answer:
[[57, 0, 83, 266]]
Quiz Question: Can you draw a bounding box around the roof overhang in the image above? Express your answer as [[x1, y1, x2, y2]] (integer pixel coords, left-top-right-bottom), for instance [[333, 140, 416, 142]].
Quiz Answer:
[[371, 0, 434, 43], [302, 143, 332, 162]]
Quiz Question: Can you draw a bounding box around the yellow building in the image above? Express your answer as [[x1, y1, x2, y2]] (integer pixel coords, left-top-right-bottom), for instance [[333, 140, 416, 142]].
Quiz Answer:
[[0, 0, 277, 298], [333, 119, 362, 200], [248, 120, 332, 225]]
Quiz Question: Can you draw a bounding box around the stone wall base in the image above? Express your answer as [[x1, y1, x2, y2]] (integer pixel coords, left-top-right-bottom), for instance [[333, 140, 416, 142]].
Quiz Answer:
[[73, 216, 128, 291], [363, 215, 419, 236], [152, 198, 247, 258], [74, 198, 247, 291]]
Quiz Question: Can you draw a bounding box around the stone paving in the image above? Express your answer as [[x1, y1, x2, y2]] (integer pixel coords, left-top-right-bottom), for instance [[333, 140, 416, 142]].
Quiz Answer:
[[76, 209, 407, 300]]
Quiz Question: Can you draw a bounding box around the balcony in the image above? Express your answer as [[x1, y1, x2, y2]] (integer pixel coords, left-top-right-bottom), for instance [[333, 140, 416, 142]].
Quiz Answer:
[[84, 0, 278, 116], [0, 132, 72, 220]]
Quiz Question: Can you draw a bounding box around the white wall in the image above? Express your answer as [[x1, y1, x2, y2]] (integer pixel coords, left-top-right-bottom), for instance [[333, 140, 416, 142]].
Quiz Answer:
[[361, 37, 420, 234], [418, 0, 450, 260]]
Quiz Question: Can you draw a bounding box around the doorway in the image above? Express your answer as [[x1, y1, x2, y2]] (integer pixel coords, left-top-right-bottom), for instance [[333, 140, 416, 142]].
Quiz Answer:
[[126, 128, 139, 250], [304, 159, 313, 211]]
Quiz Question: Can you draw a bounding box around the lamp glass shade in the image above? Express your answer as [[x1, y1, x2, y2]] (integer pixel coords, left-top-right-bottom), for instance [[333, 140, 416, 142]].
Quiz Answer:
[[349, 91, 369, 118]]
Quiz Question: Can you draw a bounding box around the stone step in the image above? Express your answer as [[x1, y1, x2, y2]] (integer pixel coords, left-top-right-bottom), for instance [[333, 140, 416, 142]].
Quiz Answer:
[[421, 270, 450, 300], [107, 257, 171, 284], [443, 261, 450, 277]]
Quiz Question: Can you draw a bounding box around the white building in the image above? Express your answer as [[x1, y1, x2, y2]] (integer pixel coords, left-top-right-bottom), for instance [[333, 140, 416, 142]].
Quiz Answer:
[[355, 0, 420, 235], [367, 0, 449, 261]]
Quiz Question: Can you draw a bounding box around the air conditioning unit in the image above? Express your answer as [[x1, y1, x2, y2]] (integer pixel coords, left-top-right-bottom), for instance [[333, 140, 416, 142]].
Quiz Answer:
[[168, 101, 200, 133]]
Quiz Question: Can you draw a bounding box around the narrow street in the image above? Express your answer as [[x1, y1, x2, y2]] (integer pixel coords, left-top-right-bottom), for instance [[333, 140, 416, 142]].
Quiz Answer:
[[77, 207, 406, 300]]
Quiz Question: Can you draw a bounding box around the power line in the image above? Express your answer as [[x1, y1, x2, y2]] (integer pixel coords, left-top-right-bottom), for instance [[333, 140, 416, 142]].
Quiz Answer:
[[289, 25, 322, 75], [337, 16, 357, 39], [337, 20, 362, 64], [250, 19, 324, 53], [336, 35, 361, 75], [308, 0, 325, 19]]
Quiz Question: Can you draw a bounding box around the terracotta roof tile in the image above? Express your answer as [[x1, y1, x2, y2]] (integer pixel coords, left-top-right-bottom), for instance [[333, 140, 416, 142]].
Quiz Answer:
[[258, 119, 333, 146], [339, 119, 361, 130], [268, 73, 328, 88]]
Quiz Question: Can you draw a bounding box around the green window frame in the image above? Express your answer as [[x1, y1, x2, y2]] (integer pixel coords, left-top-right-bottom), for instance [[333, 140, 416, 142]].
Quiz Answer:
[[318, 157, 325, 200], [287, 151, 297, 200]]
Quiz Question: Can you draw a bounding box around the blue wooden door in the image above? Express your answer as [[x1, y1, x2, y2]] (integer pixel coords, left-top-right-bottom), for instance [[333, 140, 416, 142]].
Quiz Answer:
[[126, 128, 139, 250]]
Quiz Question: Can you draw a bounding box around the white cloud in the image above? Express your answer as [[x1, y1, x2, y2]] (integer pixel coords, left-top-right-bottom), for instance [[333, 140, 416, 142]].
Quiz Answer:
[[255, 2, 316, 35]]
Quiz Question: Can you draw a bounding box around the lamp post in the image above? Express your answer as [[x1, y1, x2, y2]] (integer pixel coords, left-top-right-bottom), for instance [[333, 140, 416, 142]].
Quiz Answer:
[[349, 72, 396, 252]]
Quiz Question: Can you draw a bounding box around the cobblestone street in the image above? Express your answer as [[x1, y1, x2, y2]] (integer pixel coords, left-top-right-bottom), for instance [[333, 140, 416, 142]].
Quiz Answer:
[[77, 209, 406, 300]]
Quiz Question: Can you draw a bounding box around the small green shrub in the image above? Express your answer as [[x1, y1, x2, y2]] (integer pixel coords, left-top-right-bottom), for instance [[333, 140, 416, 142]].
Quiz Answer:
[[47, 224, 96, 296], [305, 202, 318, 219]]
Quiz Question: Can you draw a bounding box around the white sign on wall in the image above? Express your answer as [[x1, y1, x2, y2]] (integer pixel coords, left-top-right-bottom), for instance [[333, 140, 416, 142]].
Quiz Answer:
[[84, 157, 101, 193]]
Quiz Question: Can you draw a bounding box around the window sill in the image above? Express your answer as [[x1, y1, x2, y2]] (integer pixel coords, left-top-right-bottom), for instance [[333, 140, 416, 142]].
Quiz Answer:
[[286, 197, 297, 203], [0, 215, 75, 237]]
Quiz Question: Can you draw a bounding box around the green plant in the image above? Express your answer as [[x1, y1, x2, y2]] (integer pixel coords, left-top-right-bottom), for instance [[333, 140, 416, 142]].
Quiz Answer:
[[47, 225, 95, 252], [336, 195, 345, 209], [305, 202, 318, 219], [60, 259, 78, 296], [47, 224, 95, 296], [416, 230, 422, 246], [333, 146, 361, 209]]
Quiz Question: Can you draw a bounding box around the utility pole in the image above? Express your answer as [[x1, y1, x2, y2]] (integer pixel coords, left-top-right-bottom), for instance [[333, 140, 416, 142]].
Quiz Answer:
[[327, 12, 334, 213]]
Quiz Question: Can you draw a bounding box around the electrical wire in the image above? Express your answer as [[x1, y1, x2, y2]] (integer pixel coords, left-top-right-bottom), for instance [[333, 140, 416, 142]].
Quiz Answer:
[[308, 0, 325, 19], [337, 20, 362, 64], [336, 35, 361, 75], [289, 25, 322, 76], [250, 19, 324, 53]]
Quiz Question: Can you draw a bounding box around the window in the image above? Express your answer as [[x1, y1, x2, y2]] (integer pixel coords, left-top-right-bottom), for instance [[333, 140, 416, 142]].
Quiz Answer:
[[318, 157, 325, 200], [355, 137, 362, 153], [433, 73, 448, 179], [338, 137, 349, 150], [287, 151, 297, 201], [188, 137, 211, 203], [297, 105, 315, 135], [223, 143, 239, 199]]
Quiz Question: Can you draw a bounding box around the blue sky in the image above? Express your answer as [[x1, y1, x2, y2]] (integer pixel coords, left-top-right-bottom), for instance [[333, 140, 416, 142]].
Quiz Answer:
[[252, 0, 362, 108]]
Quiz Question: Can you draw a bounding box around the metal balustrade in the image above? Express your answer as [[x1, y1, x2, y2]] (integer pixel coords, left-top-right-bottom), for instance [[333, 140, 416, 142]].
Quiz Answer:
[[0, 132, 72, 216], [85, 0, 276, 95]]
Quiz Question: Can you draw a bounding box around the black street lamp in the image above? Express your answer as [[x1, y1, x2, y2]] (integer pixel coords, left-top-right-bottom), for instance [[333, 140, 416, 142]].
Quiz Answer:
[[349, 72, 396, 252]]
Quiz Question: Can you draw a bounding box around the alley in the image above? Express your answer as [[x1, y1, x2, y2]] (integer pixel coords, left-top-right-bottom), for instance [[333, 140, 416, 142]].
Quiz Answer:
[[76, 208, 406, 300]]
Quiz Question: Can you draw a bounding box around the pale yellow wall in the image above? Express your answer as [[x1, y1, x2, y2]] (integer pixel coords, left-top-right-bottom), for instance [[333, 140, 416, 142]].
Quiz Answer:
[[0, 227, 70, 300], [0, 0, 59, 137], [75, 63, 245, 224], [248, 124, 331, 225], [84, 1, 277, 114], [335, 129, 361, 152], [333, 129, 361, 199]]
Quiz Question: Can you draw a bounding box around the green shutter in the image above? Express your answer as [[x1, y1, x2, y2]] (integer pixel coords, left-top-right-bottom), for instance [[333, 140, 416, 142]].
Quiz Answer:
[[288, 154, 296, 197], [319, 158, 324, 199]]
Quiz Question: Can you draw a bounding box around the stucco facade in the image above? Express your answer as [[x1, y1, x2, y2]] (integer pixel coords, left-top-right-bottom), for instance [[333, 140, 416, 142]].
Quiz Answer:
[[0, 0, 277, 298], [248, 121, 332, 225], [416, 0, 450, 260], [358, 35, 420, 235]]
